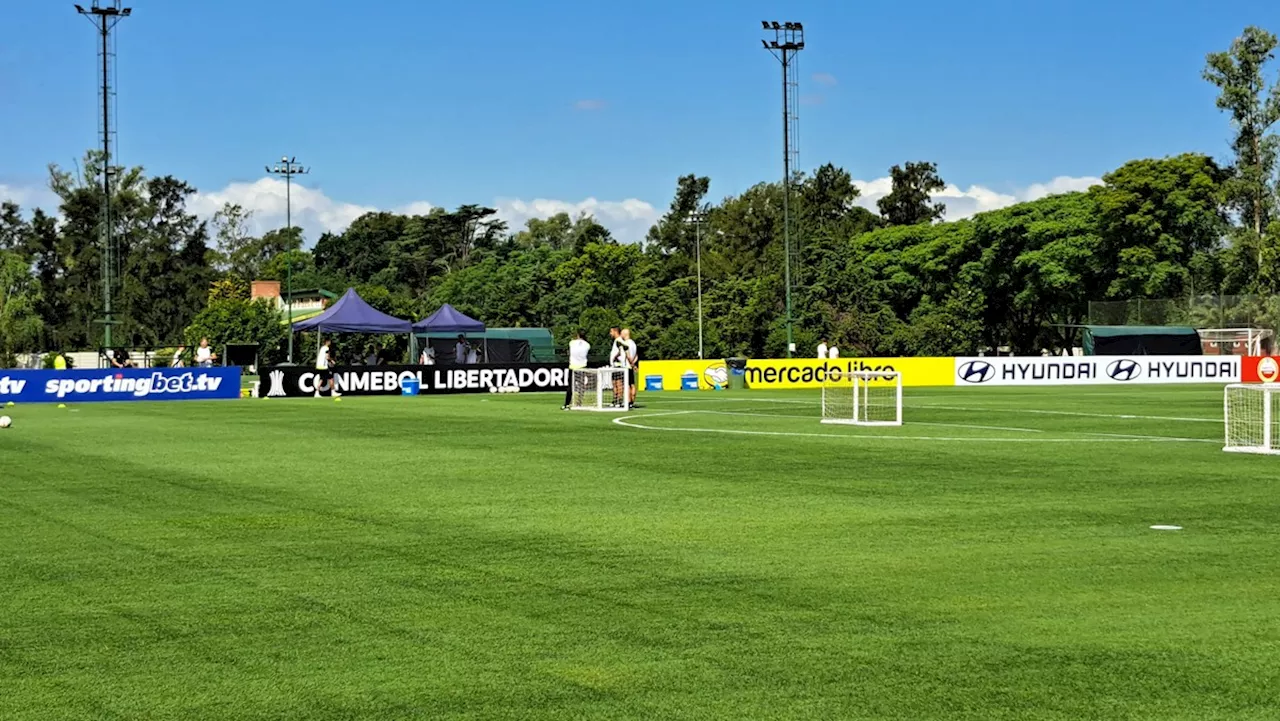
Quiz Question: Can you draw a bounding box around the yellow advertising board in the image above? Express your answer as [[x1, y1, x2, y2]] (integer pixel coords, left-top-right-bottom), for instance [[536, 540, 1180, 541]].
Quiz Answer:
[[637, 357, 955, 391]]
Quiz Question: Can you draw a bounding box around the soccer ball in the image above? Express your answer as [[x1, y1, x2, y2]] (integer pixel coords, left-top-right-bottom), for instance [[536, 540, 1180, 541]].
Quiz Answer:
[[0, 415, 11, 429], [489, 386, 498, 394]]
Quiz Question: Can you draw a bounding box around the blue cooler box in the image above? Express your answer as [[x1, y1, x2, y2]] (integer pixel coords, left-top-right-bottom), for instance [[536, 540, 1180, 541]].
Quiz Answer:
[[400, 377, 421, 396], [680, 372, 699, 391], [645, 375, 664, 392]]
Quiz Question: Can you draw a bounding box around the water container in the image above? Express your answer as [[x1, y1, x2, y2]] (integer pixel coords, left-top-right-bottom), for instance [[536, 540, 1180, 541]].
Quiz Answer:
[[680, 372, 699, 391], [645, 375, 664, 392], [400, 377, 421, 396]]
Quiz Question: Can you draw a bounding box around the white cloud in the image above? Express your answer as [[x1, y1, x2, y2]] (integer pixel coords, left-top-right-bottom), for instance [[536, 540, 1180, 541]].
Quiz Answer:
[[1, 173, 1102, 246], [0, 183, 59, 212], [853, 174, 1103, 221], [812, 72, 838, 86], [573, 99, 607, 111], [493, 197, 660, 244]]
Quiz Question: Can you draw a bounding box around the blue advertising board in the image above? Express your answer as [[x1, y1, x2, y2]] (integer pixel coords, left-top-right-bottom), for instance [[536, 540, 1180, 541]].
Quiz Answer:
[[0, 367, 242, 403]]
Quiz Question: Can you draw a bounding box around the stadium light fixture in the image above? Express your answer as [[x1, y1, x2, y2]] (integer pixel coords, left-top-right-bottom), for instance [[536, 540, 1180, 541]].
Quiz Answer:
[[265, 155, 311, 364], [761, 19, 805, 357], [683, 207, 709, 359]]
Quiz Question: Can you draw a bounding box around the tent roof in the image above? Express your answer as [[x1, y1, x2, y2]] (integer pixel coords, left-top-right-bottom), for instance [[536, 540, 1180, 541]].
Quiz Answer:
[[1084, 325, 1198, 337], [291, 288, 412, 334], [412, 304, 485, 334]]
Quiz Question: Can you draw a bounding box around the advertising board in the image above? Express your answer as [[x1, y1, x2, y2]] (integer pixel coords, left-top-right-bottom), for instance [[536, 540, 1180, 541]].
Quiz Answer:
[[1241, 356, 1280, 383], [0, 367, 241, 403], [259, 363, 569, 397], [637, 357, 955, 390], [953, 355, 1240, 386]]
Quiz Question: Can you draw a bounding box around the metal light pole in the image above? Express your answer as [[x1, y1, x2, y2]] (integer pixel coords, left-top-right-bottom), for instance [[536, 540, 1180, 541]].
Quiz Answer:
[[266, 156, 309, 363], [684, 208, 707, 359], [762, 21, 803, 358], [76, 1, 131, 350]]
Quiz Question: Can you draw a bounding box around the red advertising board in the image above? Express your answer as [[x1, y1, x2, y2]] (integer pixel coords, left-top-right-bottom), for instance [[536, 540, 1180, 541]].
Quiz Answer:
[[1242, 356, 1280, 383]]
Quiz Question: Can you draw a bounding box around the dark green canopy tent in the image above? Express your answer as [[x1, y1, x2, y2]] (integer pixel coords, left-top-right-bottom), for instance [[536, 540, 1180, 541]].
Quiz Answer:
[[1082, 325, 1202, 356]]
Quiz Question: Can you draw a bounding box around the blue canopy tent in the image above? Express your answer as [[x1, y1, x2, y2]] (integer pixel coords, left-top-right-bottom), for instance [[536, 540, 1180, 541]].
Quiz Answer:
[[411, 304, 486, 364], [292, 288, 413, 363]]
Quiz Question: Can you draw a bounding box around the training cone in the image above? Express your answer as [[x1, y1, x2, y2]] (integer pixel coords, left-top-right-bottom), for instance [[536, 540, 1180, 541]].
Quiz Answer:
[[334, 397, 342, 403], [57, 403, 67, 409], [5, 401, 14, 407]]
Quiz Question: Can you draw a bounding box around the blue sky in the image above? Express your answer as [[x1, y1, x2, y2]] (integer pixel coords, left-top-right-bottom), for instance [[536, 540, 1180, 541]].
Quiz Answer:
[[1, 0, 1277, 242]]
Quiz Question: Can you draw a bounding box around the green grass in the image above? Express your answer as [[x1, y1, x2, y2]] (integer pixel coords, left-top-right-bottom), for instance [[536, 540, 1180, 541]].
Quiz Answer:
[[2, 385, 1279, 720]]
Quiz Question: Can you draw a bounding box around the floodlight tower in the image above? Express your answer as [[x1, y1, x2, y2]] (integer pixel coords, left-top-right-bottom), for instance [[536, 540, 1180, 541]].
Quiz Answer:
[[75, 1, 131, 349], [683, 207, 708, 359], [762, 20, 803, 357], [266, 156, 309, 363]]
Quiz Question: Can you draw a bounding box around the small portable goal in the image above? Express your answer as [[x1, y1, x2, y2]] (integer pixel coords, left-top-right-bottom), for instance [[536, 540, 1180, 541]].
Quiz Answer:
[[569, 367, 630, 412], [822, 370, 902, 426], [1224, 383, 1280, 455]]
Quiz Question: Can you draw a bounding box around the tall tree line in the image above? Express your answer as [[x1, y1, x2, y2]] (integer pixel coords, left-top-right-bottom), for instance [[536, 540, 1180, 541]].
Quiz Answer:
[[0, 26, 1277, 365]]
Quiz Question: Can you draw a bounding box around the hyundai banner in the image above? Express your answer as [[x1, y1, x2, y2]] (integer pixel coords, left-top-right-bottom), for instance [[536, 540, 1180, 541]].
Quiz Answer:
[[0, 367, 241, 403], [259, 363, 570, 397], [954, 355, 1241, 386]]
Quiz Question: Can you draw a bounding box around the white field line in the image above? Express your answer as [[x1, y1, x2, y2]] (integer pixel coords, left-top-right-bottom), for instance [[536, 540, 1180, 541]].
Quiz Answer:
[[613, 412, 1216, 444], [651, 396, 1220, 424], [691, 409, 1044, 434]]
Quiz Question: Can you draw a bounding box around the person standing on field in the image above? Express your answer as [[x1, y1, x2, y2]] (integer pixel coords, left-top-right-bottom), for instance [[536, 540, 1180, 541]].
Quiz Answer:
[[608, 326, 624, 406], [315, 338, 339, 398], [817, 338, 828, 359], [828, 342, 840, 359], [563, 329, 590, 410], [621, 328, 638, 409]]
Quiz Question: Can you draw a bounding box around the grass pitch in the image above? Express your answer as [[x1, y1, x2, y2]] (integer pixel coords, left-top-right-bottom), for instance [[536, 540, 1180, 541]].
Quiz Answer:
[[2, 385, 1278, 720]]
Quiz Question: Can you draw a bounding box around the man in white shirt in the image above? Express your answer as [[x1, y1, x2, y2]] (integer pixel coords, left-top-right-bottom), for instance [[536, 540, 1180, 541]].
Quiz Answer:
[[828, 343, 840, 359], [171, 346, 186, 368], [195, 338, 216, 367], [817, 338, 828, 359], [563, 329, 590, 409], [621, 328, 638, 408], [315, 338, 339, 398], [455, 335, 469, 365], [607, 326, 624, 406]]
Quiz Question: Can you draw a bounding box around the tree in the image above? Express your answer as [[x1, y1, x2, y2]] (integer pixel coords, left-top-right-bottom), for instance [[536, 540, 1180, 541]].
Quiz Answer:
[[185, 298, 286, 365], [1204, 26, 1280, 238], [210, 203, 257, 276], [877, 161, 947, 226], [0, 250, 43, 363]]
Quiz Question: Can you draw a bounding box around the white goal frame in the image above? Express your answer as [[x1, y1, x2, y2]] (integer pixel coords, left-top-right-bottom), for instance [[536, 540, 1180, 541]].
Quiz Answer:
[[569, 367, 630, 412], [821, 370, 903, 426], [1224, 383, 1280, 455], [1199, 327, 1274, 356]]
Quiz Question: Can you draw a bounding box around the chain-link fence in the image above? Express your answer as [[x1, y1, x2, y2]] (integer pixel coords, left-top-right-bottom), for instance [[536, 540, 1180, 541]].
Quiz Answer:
[[1088, 295, 1280, 331]]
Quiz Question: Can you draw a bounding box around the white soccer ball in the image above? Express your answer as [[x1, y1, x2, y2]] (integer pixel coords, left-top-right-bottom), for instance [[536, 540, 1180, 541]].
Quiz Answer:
[[0, 415, 11, 429], [489, 386, 497, 394]]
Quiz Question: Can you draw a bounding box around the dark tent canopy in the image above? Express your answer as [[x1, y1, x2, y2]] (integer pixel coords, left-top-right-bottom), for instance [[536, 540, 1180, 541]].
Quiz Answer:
[[291, 288, 412, 334], [1083, 325, 1202, 355], [412, 304, 486, 334]]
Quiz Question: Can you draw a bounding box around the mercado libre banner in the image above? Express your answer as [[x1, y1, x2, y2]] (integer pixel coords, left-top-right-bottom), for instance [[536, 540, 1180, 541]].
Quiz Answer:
[[258, 363, 570, 397], [0, 367, 241, 403], [1242, 356, 1280, 383], [954, 355, 1241, 386], [637, 357, 955, 391]]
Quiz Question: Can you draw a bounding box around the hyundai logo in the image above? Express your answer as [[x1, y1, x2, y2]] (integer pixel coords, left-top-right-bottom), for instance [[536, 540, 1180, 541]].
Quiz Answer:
[[957, 360, 995, 383], [1106, 359, 1141, 381]]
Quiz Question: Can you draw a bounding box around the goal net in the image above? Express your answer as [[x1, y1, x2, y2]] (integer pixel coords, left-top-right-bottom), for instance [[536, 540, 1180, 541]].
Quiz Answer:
[[822, 370, 902, 426], [569, 368, 629, 412], [1199, 327, 1274, 356], [1224, 383, 1280, 454]]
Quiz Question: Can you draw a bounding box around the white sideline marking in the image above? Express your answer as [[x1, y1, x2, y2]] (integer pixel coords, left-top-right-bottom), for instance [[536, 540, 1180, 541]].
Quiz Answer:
[[693, 409, 1043, 434], [613, 413, 1215, 444], [653, 397, 1220, 425]]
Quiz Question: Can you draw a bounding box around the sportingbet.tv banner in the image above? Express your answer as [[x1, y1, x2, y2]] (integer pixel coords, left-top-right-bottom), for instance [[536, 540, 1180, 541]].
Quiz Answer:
[[0, 367, 241, 403], [260, 363, 570, 397], [637, 357, 955, 390], [954, 355, 1241, 386]]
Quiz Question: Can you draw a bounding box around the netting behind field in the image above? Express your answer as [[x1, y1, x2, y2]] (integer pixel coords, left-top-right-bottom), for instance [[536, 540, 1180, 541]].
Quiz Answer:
[[1224, 384, 1280, 454], [571, 368, 628, 411]]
